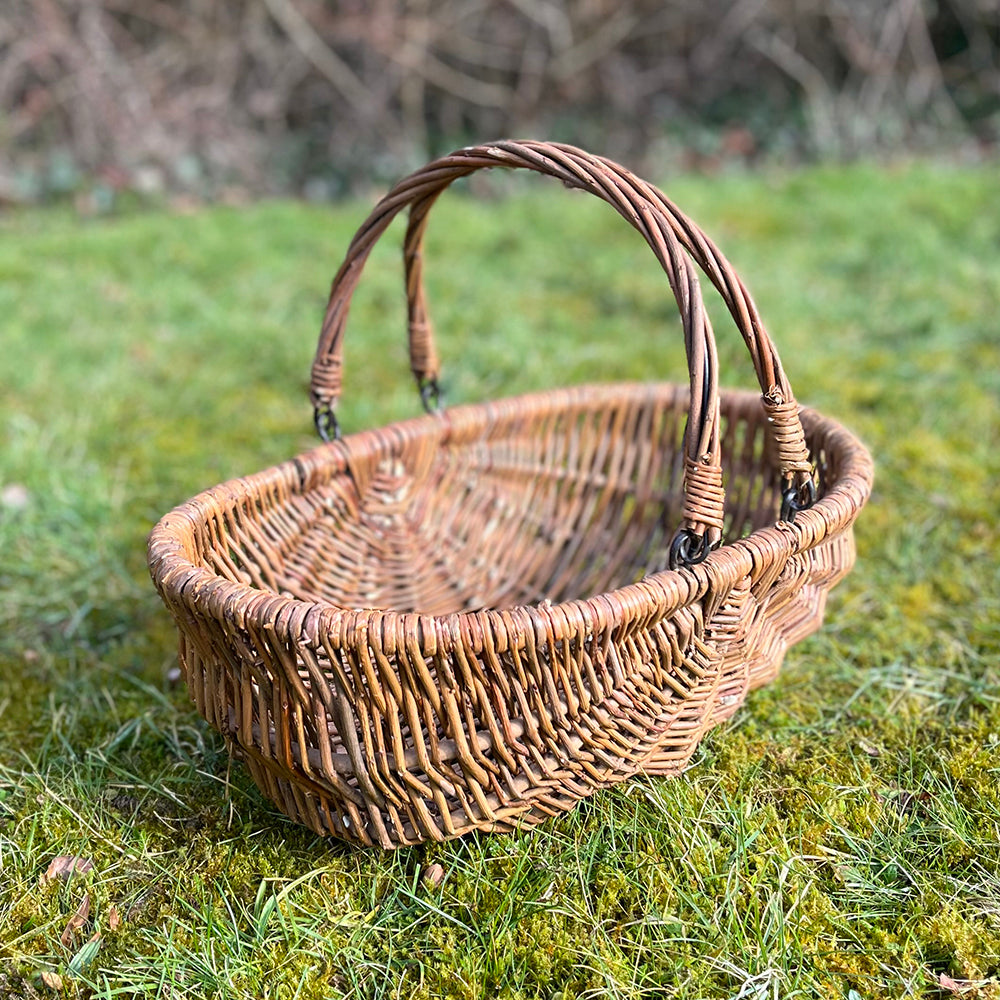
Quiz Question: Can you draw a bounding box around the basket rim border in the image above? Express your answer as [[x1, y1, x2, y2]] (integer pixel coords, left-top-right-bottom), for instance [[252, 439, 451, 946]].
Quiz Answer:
[[147, 381, 874, 652]]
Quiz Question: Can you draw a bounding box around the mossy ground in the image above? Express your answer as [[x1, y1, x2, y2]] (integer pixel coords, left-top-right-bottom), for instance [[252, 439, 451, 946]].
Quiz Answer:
[[1, 161, 998, 999]]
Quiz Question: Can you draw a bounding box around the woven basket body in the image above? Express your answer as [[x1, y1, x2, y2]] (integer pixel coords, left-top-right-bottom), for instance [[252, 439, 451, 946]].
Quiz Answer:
[[148, 142, 873, 848]]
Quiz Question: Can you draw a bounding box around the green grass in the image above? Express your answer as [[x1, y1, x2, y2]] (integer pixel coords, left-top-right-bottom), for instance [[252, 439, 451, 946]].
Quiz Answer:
[[1, 160, 999, 1000]]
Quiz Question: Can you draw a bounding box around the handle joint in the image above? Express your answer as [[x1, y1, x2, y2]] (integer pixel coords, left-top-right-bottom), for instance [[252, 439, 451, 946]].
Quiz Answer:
[[780, 477, 817, 522], [669, 528, 716, 569], [419, 377, 442, 414], [314, 404, 340, 443]]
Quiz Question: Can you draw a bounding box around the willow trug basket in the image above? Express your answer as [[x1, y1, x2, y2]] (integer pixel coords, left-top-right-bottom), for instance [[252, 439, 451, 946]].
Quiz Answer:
[[148, 141, 873, 848]]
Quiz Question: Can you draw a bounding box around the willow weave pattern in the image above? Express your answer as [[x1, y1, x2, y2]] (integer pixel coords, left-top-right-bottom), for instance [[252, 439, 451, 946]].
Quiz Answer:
[[148, 142, 873, 848]]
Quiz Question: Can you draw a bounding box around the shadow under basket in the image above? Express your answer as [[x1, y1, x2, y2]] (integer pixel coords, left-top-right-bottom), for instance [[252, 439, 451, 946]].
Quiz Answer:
[[148, 142, 873, 848]]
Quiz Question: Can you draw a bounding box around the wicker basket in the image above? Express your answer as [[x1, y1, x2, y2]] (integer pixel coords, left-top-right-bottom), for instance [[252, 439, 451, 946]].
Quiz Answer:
[[148, 141, 873, 848]]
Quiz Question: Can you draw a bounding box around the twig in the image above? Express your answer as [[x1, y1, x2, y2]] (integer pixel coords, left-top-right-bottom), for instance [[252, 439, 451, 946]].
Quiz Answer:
[[503, 0, 573, 54], [858, 0, 913, 124], [387, 41, 513, 108], [690, 0, 769, 76], [260, 0, 383, 123], [746, 26, 840, 155], [550, 11, 638, 81], [903, 0, 965, 124]]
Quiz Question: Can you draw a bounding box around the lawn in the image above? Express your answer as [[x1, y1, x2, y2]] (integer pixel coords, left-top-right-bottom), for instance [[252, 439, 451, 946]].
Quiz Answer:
[[1, 159, 998, 1000]]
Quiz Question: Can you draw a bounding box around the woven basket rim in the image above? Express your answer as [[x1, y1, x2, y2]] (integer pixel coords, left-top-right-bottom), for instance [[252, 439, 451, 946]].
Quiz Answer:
[[148, 382, 873, 650]]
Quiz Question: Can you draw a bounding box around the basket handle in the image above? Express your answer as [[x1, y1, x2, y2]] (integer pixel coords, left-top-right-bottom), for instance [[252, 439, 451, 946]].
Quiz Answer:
[[310, 141, 813, 562], [399, 143, 815, 510]]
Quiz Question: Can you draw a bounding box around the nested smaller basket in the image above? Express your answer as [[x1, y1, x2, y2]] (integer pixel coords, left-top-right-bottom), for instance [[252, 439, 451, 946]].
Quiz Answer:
[[148, 141, 873, 848]]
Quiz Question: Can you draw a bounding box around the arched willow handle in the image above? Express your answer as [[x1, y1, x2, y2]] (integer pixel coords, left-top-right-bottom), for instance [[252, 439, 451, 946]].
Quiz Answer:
[[310, 141, 814, 563]]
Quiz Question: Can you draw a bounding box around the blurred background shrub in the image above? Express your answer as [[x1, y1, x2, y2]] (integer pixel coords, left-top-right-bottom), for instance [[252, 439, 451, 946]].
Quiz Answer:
[[1, 0, 998, 203]]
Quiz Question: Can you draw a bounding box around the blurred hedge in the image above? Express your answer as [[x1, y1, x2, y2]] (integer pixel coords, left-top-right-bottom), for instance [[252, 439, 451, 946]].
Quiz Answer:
[[1, 0, 998, 201]]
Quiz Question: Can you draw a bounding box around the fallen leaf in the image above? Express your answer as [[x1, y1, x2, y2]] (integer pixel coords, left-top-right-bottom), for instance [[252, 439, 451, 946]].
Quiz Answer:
[[40, 971, 63, 990], [41, 855, 94, 886], [939, 973, 990, 994], [895, 789, 932, 814], [107, 903, 121, 931], [60, 894, 91, 946], [422, 863, 445, 889]]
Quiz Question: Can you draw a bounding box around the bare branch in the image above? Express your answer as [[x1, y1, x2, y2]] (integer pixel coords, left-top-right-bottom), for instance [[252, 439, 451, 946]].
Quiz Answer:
[[260, 0, 381, 121], [746, 26, 841, 155], [550, 11, 638, 81], [387, 40, 513, 108]]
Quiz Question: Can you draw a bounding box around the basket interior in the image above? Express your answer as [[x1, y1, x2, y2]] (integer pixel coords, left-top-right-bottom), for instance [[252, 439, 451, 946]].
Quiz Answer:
[[185, 385, 834, 615]]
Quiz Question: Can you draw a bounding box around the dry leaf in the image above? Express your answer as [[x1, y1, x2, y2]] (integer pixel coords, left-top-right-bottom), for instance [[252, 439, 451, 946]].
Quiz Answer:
[[107, 903, 121, 931], [939, 973, 990, 994], [40, 971, 63, 990], [60, 894, 91, 947], [895, 789, 932, 815], [41, 855, 94, 885], [422, 863, 445, 889]]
